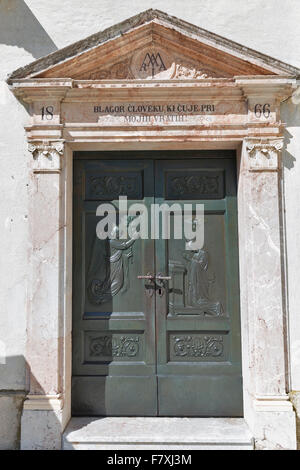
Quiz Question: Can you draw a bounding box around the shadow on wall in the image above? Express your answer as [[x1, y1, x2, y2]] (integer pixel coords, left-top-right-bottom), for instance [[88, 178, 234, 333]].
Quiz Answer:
[[0, 355, 26, 450], [282, 98, 300, 171], [0, 0, 57, 59], [0, 355, 64, 450]]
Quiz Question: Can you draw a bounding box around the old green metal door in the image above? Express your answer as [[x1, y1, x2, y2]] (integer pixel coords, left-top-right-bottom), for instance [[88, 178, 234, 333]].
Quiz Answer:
[[155, 158, 242, 415], [72, 152, 243, 416]]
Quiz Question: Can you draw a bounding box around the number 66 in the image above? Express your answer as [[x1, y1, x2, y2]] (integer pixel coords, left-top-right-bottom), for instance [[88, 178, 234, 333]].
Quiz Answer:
[[254, 103, 270, 118]]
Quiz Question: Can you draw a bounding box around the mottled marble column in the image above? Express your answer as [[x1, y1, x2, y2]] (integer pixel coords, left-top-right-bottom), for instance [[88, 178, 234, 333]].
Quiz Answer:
[[240, 137, 296, 449], [20, 140, 66, 449]]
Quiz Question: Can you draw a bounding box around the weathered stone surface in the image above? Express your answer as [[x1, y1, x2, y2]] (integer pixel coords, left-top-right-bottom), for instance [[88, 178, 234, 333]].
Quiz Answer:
[[254, 411, 296, 450], [0, 393, 25, 450], [21, 409, 63, 450]]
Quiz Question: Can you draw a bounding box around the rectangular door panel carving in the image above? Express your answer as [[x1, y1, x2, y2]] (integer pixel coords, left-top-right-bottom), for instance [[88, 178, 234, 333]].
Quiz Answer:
[[85, 170, 143, 200], [84, 331, 145, 363], [165, 170, 224, 199], [168, 332, 229, 362]]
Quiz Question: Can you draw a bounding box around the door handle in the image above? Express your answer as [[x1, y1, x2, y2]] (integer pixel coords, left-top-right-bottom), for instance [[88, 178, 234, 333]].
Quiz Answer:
[[155, 275, 171, 281]]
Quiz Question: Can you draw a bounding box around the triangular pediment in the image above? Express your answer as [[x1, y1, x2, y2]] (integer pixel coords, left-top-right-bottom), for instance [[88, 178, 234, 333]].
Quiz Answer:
[[7, 9, 300, 82]]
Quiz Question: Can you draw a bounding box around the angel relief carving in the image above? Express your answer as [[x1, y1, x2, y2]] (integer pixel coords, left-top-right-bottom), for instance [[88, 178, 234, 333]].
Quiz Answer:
[[87, 218, 136, 305]]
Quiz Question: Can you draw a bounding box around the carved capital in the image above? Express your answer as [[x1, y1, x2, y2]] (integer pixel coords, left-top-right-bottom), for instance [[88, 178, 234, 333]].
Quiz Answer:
[[28, 140, 64, 172], [245, 138, 283, 171]]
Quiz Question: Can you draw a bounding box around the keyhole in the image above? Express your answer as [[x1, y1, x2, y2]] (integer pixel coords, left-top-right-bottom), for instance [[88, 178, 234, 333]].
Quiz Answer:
[[158, 287, 164, 296]]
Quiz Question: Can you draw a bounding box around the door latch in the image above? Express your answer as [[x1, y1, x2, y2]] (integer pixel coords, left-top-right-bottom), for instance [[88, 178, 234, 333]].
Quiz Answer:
[[137, 273, 155, 297], [137, 273, 172, 297], [155, 273, 171, 297]]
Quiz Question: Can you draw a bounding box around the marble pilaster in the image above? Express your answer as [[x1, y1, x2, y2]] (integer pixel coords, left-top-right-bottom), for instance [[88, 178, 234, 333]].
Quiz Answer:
[[239, 137, 296, 449], [20, 140, 66, 450]]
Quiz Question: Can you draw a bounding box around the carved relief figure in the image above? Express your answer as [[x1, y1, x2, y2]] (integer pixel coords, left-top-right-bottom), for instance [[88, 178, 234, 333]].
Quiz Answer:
[[182, 248, 222, 315], [88, 220, 136, 305]]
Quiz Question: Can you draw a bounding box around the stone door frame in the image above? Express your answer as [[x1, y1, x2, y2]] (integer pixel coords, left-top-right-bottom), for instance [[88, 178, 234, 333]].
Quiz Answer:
[[8, 75, 297, 449]]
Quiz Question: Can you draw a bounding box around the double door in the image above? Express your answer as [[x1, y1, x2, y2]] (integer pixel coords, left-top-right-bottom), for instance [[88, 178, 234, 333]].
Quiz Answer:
[[72, 152, 243, 416]]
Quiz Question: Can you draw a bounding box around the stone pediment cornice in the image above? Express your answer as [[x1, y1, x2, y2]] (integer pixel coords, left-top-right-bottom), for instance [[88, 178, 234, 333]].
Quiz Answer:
[[10, 76, 297, 105], [7, 12, 299, 148], [6, 9, 300, 85]]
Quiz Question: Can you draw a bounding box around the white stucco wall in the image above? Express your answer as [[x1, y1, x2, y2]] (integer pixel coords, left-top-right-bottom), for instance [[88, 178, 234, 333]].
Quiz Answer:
[[0, 0, 300, 448]]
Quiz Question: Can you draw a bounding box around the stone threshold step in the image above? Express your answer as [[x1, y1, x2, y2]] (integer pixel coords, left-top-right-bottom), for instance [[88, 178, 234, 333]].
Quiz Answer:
[[63, 417, 254, 450]]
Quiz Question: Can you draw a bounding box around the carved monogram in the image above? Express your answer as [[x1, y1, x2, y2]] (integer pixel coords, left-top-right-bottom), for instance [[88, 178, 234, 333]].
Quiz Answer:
[[88, 175, 140, 199], [89, 335, 140, 357], [172, 335, 224, 358], [139, 52, 167, 77]]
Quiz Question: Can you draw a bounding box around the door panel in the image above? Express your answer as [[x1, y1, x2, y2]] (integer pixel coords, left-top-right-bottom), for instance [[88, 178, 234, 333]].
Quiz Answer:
[[72, 159, 157, 416], [72, 153, 243, 417], [155, 159, 242, 416]]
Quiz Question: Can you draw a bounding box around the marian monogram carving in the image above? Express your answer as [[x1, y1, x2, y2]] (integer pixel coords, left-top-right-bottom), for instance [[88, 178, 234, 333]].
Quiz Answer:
[[131, 47, 173, 79], [139, 51, 167, 77], [172, 335, 224, 358], [89, 335, 140, 358]]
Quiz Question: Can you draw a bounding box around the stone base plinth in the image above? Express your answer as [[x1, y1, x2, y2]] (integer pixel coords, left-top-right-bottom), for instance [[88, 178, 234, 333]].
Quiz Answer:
[[21, 408, 63, 450]]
